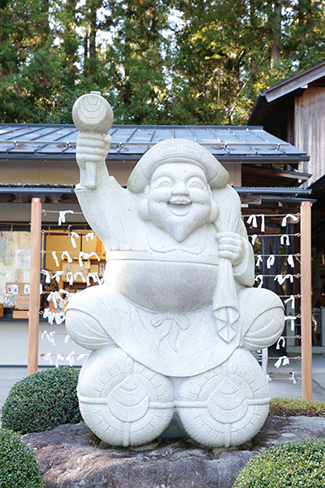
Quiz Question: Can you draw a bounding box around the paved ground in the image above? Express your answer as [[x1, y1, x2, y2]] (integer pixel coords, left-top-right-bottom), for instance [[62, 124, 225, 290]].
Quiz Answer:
[[1, 350, 325, 422]]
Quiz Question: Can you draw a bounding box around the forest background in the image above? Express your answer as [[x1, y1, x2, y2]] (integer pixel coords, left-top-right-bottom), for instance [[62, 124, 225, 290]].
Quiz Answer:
[[1, 0, 325, 126]]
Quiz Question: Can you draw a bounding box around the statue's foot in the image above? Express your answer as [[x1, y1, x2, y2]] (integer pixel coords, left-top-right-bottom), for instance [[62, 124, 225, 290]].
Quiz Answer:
[[176, 348, 270, 448], [77, 347, 174, 447]]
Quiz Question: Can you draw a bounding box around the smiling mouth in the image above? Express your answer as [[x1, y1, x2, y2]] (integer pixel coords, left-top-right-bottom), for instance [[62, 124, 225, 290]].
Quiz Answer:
[[168, 199, 192, 216]]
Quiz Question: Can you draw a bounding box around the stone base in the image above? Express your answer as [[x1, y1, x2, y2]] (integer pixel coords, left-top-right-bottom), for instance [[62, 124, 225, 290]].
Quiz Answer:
[[22, 417, 325, 488]]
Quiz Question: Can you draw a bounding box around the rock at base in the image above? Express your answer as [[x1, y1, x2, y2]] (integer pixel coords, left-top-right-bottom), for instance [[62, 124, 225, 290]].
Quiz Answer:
[[22, 417, 325, 488]]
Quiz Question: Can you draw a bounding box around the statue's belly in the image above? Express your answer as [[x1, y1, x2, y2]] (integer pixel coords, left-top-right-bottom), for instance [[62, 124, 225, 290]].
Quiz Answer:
[[104, 259, 219, 313]]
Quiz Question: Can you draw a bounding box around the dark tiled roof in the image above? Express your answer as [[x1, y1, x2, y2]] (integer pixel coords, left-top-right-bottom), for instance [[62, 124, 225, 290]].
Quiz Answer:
[[0, 123, 309, 163]]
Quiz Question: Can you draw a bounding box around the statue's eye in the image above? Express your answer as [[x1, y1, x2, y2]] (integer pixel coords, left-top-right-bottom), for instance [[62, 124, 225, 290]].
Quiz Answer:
[[157, 180, 171, 188], [189, 180, 204, 189]]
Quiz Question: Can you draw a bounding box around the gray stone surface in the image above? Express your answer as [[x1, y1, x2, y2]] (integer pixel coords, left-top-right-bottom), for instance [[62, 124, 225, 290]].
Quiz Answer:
[[22, 416, 325, 488]]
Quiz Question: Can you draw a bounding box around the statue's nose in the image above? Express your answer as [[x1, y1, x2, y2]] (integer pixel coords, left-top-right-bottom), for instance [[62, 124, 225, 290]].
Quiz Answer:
[[172, 181, 190, 195]]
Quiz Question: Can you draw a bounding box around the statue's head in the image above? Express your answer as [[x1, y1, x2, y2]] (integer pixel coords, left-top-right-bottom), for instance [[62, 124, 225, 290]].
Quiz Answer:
[[127, 139, 229, 242]]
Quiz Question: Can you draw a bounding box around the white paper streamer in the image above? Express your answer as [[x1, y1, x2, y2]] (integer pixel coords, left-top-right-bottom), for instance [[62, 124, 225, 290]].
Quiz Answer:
[[70, 232, 80, 249], [64, 335, 70, 344], [79, 251, 100, 267], [52, 251, 60, 268], [62, 251, 73, 263], [74, 272, 86, 282], [256, 255, 263, 267], [47, 291, 61, 309], [280, 234, 290, 246], [58, 210, 74, 226], [267, 255, 275, 269], [281, 214, 299, 227], [58, 289, 74, 300], [290, 371, 297, 384], [257, 214, 265, 232], [274, 274, 294, 285], [52, 271, 64, 283], [54, 313, 66, 325], [284, 295, 295, 311], [66, 272, 74, 285], [87, 272, 99, 286], [287, 254, 295, 268], [251, 234, 258, 245], [42, 353, 53, 365], [77, 354, 89, 361], [276, 336, 286, 350], [285, 315, 297, 331], [55, 354, 64, 368], [247, 215, 257, 228], [45, 331, 56, 347], [66, 351, 75, 367], [43, 309, 66, 325], [255, 275, 264, 288], [85, 232, 95, 241], [78, 251, 86, 267], [41, 269, 51, 284], [274, 355, 290, 368], [266, 374, 272, 382]]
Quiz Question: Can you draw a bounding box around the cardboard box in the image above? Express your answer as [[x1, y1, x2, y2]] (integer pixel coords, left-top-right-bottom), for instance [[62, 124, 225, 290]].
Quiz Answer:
[[61, 262, 88, 282], [15, 294, 30, 310], [13, 310, 29, 319], [5, 283, 30, 295]]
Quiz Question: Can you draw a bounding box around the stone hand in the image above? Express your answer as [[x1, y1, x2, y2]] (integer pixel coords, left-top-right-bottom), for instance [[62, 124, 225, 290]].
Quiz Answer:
[[76, 132, 112, 170], [217, 232, 245, 266]]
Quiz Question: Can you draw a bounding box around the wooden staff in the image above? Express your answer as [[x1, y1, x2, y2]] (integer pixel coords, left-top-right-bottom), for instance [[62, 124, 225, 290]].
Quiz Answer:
[[27, 198, 42, 375]]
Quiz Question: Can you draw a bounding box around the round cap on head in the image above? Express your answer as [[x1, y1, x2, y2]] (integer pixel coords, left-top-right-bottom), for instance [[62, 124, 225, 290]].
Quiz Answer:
[[127, 138, 229, 193]]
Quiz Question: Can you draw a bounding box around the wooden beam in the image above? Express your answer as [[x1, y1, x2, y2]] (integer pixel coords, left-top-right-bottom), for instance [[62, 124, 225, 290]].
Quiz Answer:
[[300, 201, 313, 400], [27, 198, 42, 375]]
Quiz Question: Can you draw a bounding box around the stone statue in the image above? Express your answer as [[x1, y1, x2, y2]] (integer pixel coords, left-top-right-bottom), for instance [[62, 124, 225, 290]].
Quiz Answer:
[[66, 92, 285, 448]]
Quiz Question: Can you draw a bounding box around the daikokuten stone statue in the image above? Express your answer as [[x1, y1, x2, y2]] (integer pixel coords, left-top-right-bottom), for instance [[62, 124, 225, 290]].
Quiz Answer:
[[66, 92, 285, 448]]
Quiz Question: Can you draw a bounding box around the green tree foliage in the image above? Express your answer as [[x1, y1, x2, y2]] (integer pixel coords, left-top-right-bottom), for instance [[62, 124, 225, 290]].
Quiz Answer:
[[1, 0, 325, 124], [104, 0, 172, 124]]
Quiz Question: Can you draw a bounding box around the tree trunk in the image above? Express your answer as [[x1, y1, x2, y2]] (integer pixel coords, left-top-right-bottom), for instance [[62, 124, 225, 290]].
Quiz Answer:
[[270, 0, 281, 68]]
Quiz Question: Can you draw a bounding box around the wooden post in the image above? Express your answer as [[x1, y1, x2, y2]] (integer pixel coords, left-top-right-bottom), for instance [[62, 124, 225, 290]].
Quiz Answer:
[[27, 198, 42, 375], [300, 201, 313, 400]]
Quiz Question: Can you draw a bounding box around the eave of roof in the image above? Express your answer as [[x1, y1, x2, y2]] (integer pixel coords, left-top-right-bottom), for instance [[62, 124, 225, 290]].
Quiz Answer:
[[0, 184, 314, 205], [263, 61, 325, 103], [248, 61, 325, 125]]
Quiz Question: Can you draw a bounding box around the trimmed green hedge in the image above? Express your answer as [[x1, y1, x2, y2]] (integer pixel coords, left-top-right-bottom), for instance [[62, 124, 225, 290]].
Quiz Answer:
[[1, 367, 82, 435], [270, 397, 325, 417], [0, 428, 45, 488], [233, 437, 325, 488]]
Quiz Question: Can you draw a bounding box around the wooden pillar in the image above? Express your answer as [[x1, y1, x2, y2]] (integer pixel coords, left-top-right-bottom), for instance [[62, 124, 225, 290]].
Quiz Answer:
[[27, 198, 42, 375], [300, 201, 313, 400]]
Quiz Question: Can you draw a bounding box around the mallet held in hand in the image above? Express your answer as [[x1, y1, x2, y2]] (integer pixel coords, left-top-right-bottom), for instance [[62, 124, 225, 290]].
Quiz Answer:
[[72, 91, 113, 189]]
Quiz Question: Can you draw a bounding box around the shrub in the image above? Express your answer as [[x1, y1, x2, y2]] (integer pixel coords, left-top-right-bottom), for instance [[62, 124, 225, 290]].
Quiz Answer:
[[0, 428, 45, 488], [270, 397, 325, 417], [233, 437, 325, 488], [1, 367, 82, 435]]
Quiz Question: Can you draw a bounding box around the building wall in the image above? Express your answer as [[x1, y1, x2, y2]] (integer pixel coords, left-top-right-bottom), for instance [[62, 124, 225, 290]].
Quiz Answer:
[[0, 321, 88, 366], [295, 88, 325, 184]]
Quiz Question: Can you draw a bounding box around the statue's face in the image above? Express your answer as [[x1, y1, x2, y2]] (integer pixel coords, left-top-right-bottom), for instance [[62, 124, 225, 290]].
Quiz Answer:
[[146, 163, 212, 242]]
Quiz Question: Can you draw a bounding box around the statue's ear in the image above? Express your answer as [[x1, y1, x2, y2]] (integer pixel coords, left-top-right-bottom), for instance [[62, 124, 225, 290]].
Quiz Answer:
[[139, 193, 149, 221], [208, 200, 219, 223]]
